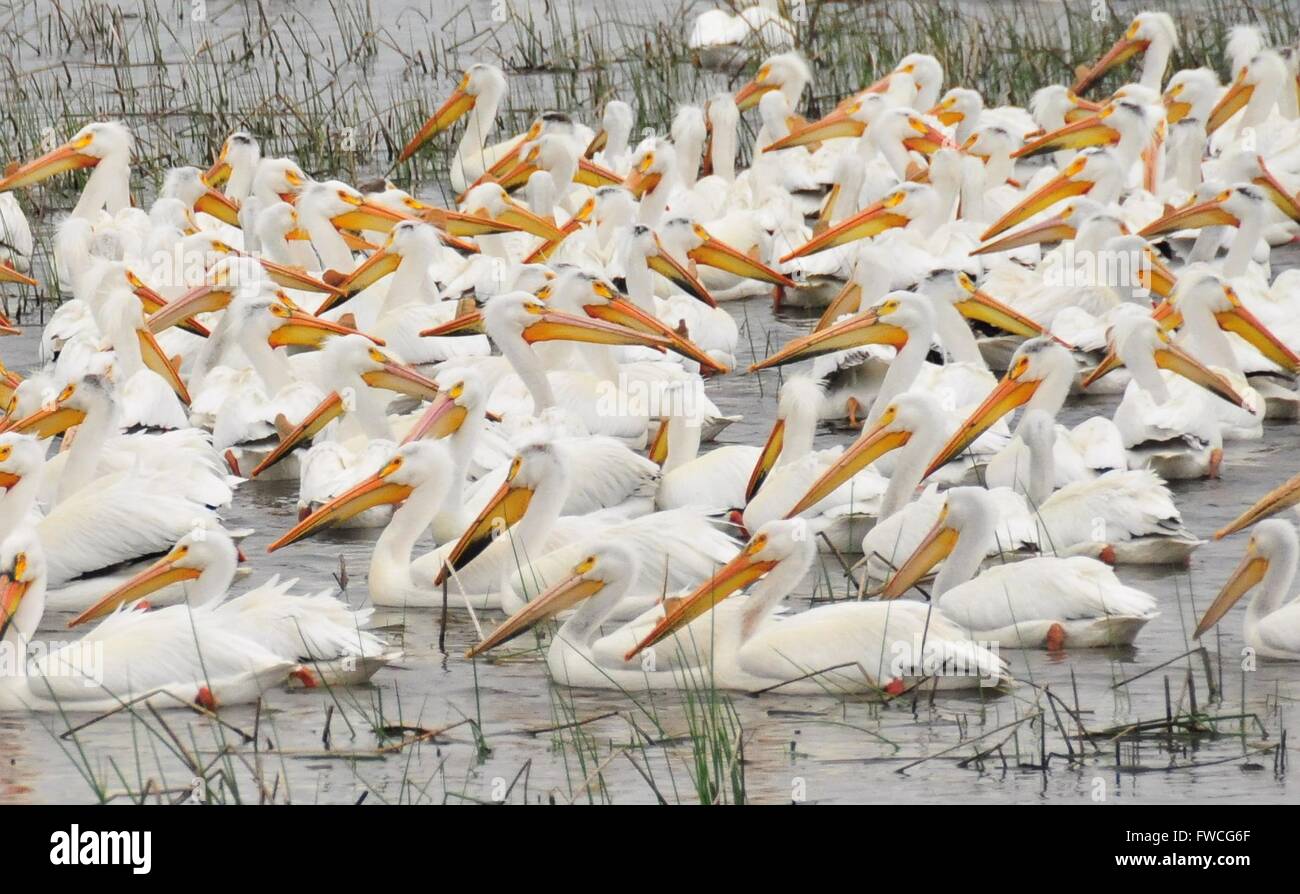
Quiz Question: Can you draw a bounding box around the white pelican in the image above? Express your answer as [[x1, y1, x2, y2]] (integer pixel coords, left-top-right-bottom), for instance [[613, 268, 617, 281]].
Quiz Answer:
[[1195, 519, 1300, 659], [739, 376, 885, 552], [619, 519, 1009, 694], [1, 382, 234, 601], [268, 439, 732, 618], [399, 64, 520, 193], [882, 487, 1159, 650], [1081, 308, 1262, 478], [689, 2, 794, 72], [0, 528, 291, 712], [68, 524, 394, 687], [1072, 11, 1178, 95]]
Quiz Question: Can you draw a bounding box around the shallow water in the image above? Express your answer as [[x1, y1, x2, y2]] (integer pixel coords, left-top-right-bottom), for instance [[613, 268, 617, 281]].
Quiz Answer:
[[2, 0, 1299, 805]]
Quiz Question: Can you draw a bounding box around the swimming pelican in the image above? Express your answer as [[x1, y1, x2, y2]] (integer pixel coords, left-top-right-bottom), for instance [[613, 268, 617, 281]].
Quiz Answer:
[[881, 487, 1159, 649], [68, 524, 395, 686], [1194, 519, 1300, 659], [0, 528, 291, 712], [621, 519, 1009, 694]]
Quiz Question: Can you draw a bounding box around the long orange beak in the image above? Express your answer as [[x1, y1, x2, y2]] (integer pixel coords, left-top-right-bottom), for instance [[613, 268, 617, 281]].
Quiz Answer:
[[269, 305, 379, 348], [0, 262, 37, 287], [332, 197, 414, 234], [971, 213, 1078, 256], [1251, 160, 1300, 223], [466, 561, 607, 658], [268, 456, 413, 552], [402, 387, 468, 444], [955, 278, 1055, 339], [521, 308, 671, 352], [1012, 112, 1120, 159], [1206, 71, 1254, 134], [434, 458, 535, 585], [145, 283, 229, 335], [1072, 34, 1150, 94], [763, 105, 866, 152], [0, 134, 99, 192], [361, 356, 442, 401], [786, 410, 912, 518], [750, 309, 907, 371], [781, 199, 910, 262], [1215, 473, 1300, 539], [193, 186, 241, 227], [3, 401, 87, 438], [880, 506, 959, 598], [67, 545, 201, 628], [249, 391, 346, 478], [691, 231, 794, 286], [924, 372, 1039, 477], [584, 296, 728, 374], [979, 157, 1093, 241], [735, 73, 778, 111], [137, 327, 191, 404], [316, 246, 401, 313], [0, 572, 30, 641], [624, 540, 775, 661], [1193, 541, 1267, 638], [647, 239, 716, 307], [1215, 293, 1300, 375], [1138, 194, 1239, 238], [399, 83, 476, 162], [420, 308, 484, 337], [1081, 338, 1249, 409]]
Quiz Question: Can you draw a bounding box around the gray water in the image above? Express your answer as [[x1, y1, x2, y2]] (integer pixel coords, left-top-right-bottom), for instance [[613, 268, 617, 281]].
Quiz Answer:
[[1, 0, 1298, 805]]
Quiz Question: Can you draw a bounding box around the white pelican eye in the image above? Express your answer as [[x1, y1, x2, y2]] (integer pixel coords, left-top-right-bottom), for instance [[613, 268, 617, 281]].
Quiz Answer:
[[879, 300, 899, 315], [638, 153, 655, 173], [575, 556, 596, 575], [1009, 356, 1030, 380], [524, 301, 546, 315], [368, 348, 389, 364], [756, 65, 770, 82], [592, 281, 613, 299], [450, 382, 465, 400], [0, 446, 9, 461], [1064, 156, 1088, 177], [507, 456, 523, 480], [883, 191, 905, 209], [958, 272, 975, 292], [270, 303, 292, 319], [339, 191, 362, 206], [57, 384, 76, 403], [285, 169, 304, 187], [14, 553, 26, 580], [380, 456, 403, 477], [744, 534, 768, 556]]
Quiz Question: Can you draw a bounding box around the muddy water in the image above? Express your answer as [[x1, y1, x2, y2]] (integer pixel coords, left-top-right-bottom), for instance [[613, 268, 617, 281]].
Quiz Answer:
[[1, 0, 1298, 805]]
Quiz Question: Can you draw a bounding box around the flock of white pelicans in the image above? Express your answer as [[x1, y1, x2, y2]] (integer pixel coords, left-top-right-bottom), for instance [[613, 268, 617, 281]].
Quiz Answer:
[[1, 10, 1300, 713]]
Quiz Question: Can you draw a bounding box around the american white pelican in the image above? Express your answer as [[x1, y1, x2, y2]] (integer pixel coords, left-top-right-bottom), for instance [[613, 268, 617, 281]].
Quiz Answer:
[[399, 64, 520, 193], [1072, 11, 1178, 95], [739, 376, 884, 551], [1195, 519, 1300, 659], [881, 487, 1159, 650], [620, 519, 1009, 694], [1, 381, 234, 601], [68, 524, 394, 686], [0, 528, 291, 712], [689, 2, 795, 72]]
